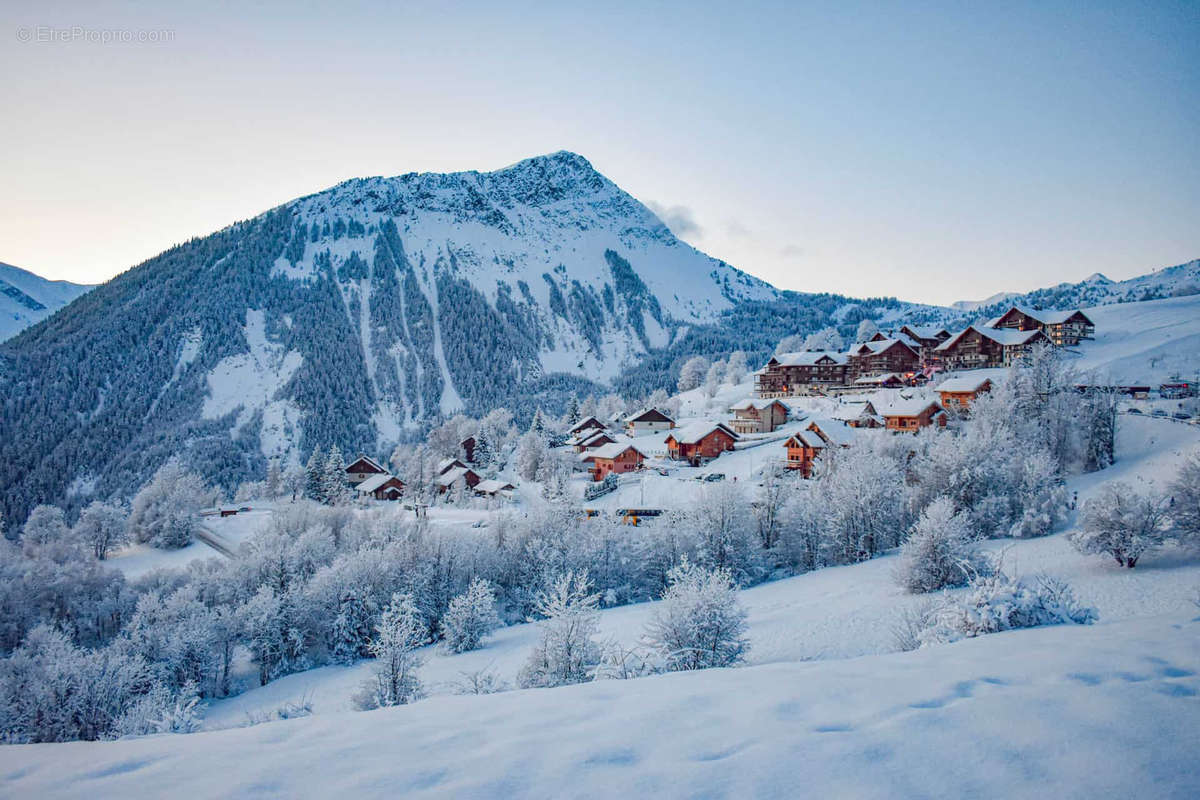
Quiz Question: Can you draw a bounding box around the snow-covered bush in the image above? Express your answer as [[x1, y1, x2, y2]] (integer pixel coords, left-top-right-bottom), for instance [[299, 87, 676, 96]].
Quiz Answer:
[[1070, 483, 1169, 568], [643, 559, 749, 671], [895, 497, 984, 593], [128, 458, 213, 549], [440, 577, 501, 654], [19, 505, 72, 552], [677, 355, 709, 392], [1009, 449, 1068, 538], [919, 569, 1097, 645], [515, 430, 548, 481], [356, 592, 426, 709], [1168, 455, 1200, 547], [692, 482, 760, 583], [453, 668, 507, 695], [518, 571, 601, 689]]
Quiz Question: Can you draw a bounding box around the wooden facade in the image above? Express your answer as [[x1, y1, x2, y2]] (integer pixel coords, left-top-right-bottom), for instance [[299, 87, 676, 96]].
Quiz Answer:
[[934, 326, 1050, 370], [847, 338, 920, 377], [665, 423, 737, 466], [590, 444, 646, 481], [880, 401, 947, 432], [728, 399, 789, 434], [936, 377, 993, 411], [783, 431, 825, 478], [625, 408, 675, 436], [990, 307, 1095, 347], [755, 352, 851, 396], [345, 455, 387, 485]]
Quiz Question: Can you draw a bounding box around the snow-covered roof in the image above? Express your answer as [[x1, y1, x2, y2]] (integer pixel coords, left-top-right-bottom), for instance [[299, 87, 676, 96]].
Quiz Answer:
[[588, 442, 645, 460], [935, 376, 993, 393], [770, 350, 848, 367], [434, 466, 475, 486], [988, 306, 1093, 327], [437, 457, 464, 475], [935, 325, 1047, 351], [853, 373, 902, 385], [901, 324, 950, 339], [475, 479, 515, 494], [729, 398, 787, 412], [807, 418, 857, 447], [878, 398, 944, 418], [786, 430, 827, 449], [829, 405, 874, 422], [355, 473, 402, 493], [577, 430, 614, 447], [667, 421, 738, 445], [850, 338, 916, 356], [569, 416, 607, 434], [346, 454, 386, 473], [625, 408, 674, 424]]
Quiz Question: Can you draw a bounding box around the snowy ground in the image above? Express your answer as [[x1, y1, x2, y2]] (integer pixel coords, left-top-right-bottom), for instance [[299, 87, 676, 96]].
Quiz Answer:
[[105, 506, 277, 578], [5, 416, 1196, 797], [1074, 295, 1200, 385]]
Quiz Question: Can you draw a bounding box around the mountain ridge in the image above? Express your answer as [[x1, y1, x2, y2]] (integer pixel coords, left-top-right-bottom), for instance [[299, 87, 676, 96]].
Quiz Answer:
[[0, 262, 93, 342]]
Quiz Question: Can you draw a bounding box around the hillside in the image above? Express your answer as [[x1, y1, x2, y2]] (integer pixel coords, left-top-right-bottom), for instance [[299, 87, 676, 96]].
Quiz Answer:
[[954, 258, 1200, 315], [0, 262, 91, 342], [3, 415, 1197, 799]]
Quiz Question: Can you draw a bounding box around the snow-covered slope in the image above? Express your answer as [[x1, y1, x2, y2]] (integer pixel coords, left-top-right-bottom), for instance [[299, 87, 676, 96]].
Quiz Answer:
[[1072, 294, 1200, 384], [0, 262, 91, 342], [954, 258, 1200, 313], [3, 415, 1198, 799]]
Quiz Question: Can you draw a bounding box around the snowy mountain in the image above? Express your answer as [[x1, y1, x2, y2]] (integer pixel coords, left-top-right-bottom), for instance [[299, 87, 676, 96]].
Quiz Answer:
[[0, 152, 791, 520], [953, 258, 1200, 314], [0, 262, 92, 342]]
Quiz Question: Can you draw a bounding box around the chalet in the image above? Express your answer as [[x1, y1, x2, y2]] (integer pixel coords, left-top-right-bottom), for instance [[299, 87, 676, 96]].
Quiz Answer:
[[782, 418, 856, 477], [987, 306, 1095, 347], [878, 398, 947, 432], [755, 351, 851, 396], [935, 376, 993, 411], [899, 325, 952, 362], [459, 436, 476, 464], [437, 457, 467, 476], [830, 399, 882, 428], [568, 416, 608, 437], [1160, 381, 1196, 399], [624, 408, 675, 436], [345, 455, 388, 485], [574, 429, 617, 452], [934, 326, 1050, 370], [588, 443, 646, 481], [355, 473, 406, 501], [728, 398, 790, 434], [665, 422, 738, 466], [434, 465, 481, 493], [474, 479, 516, 499], [846, 338, 920, 377]]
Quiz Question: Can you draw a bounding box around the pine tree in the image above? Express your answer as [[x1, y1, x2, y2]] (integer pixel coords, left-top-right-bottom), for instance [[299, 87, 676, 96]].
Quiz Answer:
[[565, 395, 580, 425], [322, 446, 350, 506], [358, 593, 426, 708], [305, 448, 325, 502], [472, 428, 493, 472], [330, 591, 374, 663], [440, 578, 502, 654], [265, 458, 283, 499], [529, 408, 546, 440]]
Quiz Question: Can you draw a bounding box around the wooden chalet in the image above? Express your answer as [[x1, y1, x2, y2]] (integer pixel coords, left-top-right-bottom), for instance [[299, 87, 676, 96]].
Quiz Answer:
[[345, 455, 388, 485], [898, 325, 952, 362], [664, 422, 738, 466], [987, 306, 1095, 347], [474, 479, 516, 498], [437, 457, 467, 476], [568, 416, 608, 437], [935, 376, 993, 411], [782, 418, 856, 477], [847, 338, 920, 377], [587, 443, 646, 481], [878, 398, 947, 432], [434, 465, 481, 493], [755, 351, 851, 396], [574, 429, 617, 452], [459, 436, 476, 464], [934, 326, 1050, 370], [829, 399, 881, 428], [355, 473, 406, 501], [728, 398, 790, 434], [625, 408, 675, 436], [852, 372, 904, 389]]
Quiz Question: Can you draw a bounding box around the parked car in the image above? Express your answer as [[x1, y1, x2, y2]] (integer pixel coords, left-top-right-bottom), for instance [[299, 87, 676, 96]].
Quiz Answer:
[[1152, 409, 1167, 417], [703, 473, 726, 482], [1173, 412, 1191, 420], [1127, 407, 1142, 414]]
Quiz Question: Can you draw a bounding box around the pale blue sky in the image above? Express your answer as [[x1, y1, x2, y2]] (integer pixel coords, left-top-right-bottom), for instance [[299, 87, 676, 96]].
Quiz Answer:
[[2, 0, 1196, 304]]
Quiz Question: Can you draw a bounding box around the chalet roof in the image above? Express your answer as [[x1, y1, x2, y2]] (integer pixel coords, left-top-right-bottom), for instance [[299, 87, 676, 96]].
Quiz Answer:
[[437, 457, 466, 475], [475, 479, 515, 495], [589, 442, 646, 460], [935, 325, 1048, 351], [935, 376, 993, 393], [577, 430, 615, 447], [569, 416, 607, 434], [785, 430, 827, 449], [901, 324, 951, 340], [807, 418, 857, 447], [987, 306, 1094, 327], [878, 398, 945, 418], [729, 398, 788, 412], [829, 404, 876, 422], [769, 350, 849, 367], [434, 466, 478, 487], [345, 455, 386, 474], [667, 421, 738, 445], [853, 372, 903, 385], [626, 408, 674, 424], [850, 338, 917, 357], [356, 473, 403, 493]]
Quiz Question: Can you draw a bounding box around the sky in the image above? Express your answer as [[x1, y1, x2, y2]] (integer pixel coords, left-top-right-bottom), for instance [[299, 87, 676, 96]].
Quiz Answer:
[[2, 0, 1197, 305]]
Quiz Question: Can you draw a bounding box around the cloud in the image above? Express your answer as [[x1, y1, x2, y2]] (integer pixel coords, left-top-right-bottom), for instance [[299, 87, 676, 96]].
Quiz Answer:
[[725, 220, 751, 239], [646, 201, 703, 239], [779, 244, 805, 259]]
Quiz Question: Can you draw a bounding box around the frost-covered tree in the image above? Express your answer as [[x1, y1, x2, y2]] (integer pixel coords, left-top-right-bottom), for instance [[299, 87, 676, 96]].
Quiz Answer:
[[472, 427, 494, 472], [775, 333, 805, 354], [305, 447, 325, 502], [73, 500, 129, 560], [128, 459, 212, 549], [753, 466, 791, 552], [677, 355, 710, 392], [1009, 449, 1069, 538], [518, 571, 601, 688], [854, 318, 880, 343], [703, 359, 726, 398], [1070, 483, 1168, 567], [1168, 455, 1200, 545], [440, 578, 501, 654], [895, 497, 982, 593], [692, 482, 758, 583], [322, 446, 351, 506], [265, 458, 283, 499], [643, 559, 748, 671], [564, 395, 580, 425], [515, 430, 548, 481], [282, 465, 307, 502], [20, 505, 72, 551], [238, 586, 307, 685], [725, 351, 749, 385], [330, 590, 374, 664], [804, 326, 843, 352], [359, 592, 426, 708]]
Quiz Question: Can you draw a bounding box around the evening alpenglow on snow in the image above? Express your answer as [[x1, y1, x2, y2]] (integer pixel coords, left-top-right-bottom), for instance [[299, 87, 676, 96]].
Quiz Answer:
[[3, 2, 1200, 799]]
